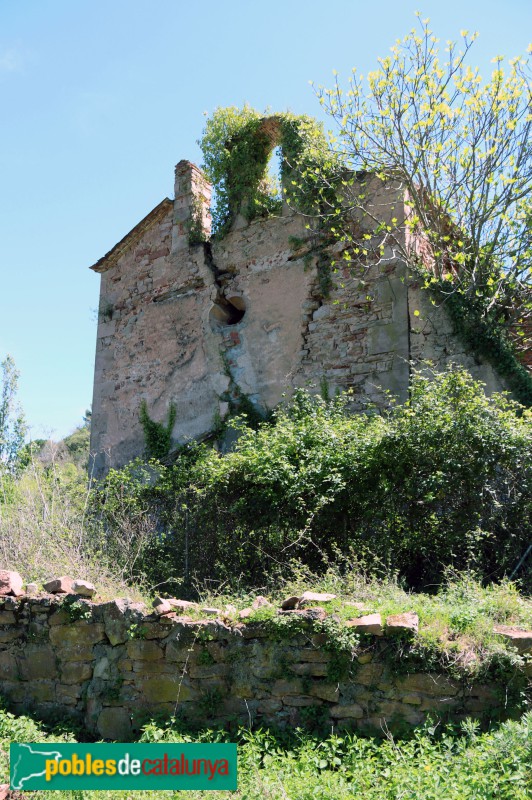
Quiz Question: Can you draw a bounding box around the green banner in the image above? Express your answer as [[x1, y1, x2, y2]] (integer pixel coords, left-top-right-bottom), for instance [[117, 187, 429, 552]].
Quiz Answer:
[[11, 742, 237, 791]]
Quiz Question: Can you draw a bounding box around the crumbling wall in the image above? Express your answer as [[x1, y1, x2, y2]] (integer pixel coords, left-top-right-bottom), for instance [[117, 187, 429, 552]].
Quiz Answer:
[[89, 162, 510, 474], [408, 280, 508, 394], [0, 594, 527, 741]]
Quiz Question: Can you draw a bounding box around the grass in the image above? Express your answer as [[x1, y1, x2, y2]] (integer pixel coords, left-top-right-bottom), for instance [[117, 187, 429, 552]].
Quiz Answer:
[[0, 704, 530, 799], [182, 565, 532, 681]]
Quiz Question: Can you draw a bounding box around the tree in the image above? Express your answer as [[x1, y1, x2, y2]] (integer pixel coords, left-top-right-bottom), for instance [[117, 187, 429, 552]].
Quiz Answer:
[[315, 17, 532, 349], [0, 355, 27, 473]]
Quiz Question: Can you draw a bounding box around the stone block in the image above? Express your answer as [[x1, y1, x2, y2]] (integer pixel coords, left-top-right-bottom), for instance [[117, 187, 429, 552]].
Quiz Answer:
[[60, 662, 93, 684], [0, 652, 18, 681], [278, 608, 327, 621], [132, 661, 174, 675], [97, 707, 132, 741], [298, 592, 336, 607], [44, 576, 73, 594], [49, 622, 106, 648], [153, 600, 175, 616], [165, 640, 191, 663], [56, 683, 82, 699], [271, 679, 303, 697], [0, 629, 23, 643], [0, 611, 16, 624], [346, 614, 383, 636], [188, 662, 229, 679], [139, 676, 196, 703], [354, 662, 384, 686], [142, 618, 178, 639], [28, 681, 55, 703], [0, 570, 24, 597], [290, 662, 329, 677], [257, 699, 283, 714], [283, 696, 319, 707], [293, 649, 331, 663], [72, 580, 96, 598], [466, 684, 499, 701], [100, 599, 147, 645], [126, 640, 163, 661], [153, 597, 198, 613], [492, 626, 532, 655], [18, 645, 58, 680], [395, 673, 458, 697], [330, 703, 364, 719], [206, 642, 227, 662], [2, 596, 20, 610], [420, 696, 459, 712], [401, 693, 422, 706], [310, 683, 339, 703], [386, 612, 419, 635], [49, 608, 71, 626]]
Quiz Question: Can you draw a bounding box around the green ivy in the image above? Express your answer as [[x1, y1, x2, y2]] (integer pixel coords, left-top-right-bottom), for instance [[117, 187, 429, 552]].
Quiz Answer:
[[139, 400, 177, 460], [433, 282, 532, 407], [198, 107, 339, 237]]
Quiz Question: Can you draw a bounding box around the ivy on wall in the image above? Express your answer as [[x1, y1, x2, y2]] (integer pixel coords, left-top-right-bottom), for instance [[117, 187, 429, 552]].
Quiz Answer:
[[198, 106, 339, 237], [432, 283, 532, 407], [198, 105, 531, 400], [139, 401, 177, 460]]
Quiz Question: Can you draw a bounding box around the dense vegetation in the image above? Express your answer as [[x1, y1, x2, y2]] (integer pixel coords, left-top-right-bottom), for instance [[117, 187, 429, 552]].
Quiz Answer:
[[1, 704, 530, 799], [94, 367, 531, 596], [1, 364, 531, 797], [2, 366, 530, 598]]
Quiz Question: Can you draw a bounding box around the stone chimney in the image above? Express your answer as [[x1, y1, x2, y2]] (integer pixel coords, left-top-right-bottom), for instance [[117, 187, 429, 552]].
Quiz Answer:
[[172, 160, 212, 251]]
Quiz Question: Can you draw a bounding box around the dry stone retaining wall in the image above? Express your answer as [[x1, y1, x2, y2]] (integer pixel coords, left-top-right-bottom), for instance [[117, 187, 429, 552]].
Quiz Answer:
[[0, 594, 526, 741]]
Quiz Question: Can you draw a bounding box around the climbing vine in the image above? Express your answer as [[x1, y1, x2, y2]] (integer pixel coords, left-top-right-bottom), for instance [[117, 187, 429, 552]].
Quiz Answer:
[[198, 106, 340, 237], [139, 400, 177, 460], [432, 282, 532, 407], [199, 105, 531, 395]]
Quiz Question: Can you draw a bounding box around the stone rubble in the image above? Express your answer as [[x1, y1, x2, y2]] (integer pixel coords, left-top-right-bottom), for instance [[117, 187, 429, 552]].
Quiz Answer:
[[43, 576, 73, 594], [493, 625, 532, 655], [72, 580, 96, 598], [0, 571, 24, 597], [386, 612, 419, 634], [346, 613, 384, 636]]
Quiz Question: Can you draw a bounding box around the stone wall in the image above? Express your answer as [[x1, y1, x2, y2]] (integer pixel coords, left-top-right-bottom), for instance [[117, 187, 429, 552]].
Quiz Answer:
[[90, 161, 509, 475], [0, 594, 527, 741]]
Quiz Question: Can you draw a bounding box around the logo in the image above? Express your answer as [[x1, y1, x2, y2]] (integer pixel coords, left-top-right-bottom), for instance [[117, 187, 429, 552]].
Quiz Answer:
[[11, 743, 237, 791]]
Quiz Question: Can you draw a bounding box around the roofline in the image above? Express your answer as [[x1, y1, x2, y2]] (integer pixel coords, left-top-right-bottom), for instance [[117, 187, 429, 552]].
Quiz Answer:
[[89, 197, 174, 273]]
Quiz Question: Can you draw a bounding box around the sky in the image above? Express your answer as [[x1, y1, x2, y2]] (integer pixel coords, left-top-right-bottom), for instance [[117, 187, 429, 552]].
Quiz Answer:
[[1, 0, 531, 440]]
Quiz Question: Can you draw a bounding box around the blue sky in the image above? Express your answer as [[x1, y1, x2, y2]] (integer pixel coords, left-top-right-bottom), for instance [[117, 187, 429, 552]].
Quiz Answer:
[[1, 0, 531, 440]]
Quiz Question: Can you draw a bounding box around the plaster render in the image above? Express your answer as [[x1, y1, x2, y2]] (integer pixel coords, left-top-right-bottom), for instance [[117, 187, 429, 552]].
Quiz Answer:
[[89, 160, 507, 475]]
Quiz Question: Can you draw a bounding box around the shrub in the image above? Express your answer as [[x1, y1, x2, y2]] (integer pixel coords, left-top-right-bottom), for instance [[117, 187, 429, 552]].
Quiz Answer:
[[95, 367, 531, 594]]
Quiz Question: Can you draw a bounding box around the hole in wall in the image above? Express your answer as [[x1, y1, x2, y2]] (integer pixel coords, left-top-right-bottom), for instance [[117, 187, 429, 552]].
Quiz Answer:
[[209, 295, 246, 328]]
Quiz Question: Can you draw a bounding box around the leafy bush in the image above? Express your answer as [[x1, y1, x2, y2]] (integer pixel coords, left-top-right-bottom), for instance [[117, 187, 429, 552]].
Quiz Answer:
[[1, 700, 530, 800], [95, 367, 531, 594]]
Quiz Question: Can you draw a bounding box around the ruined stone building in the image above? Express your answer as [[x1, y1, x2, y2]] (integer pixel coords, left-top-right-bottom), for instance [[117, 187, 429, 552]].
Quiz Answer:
[[89, 159, 507, 475]]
